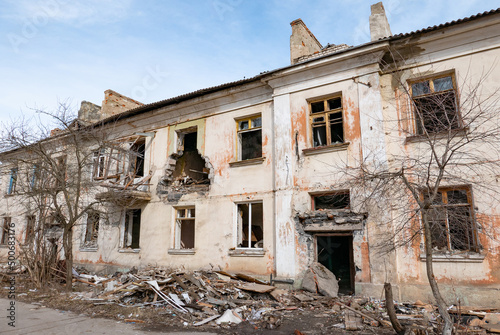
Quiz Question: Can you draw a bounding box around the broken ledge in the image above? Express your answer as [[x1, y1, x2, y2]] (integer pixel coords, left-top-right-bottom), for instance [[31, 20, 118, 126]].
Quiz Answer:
[[119, 248, 140, 253], [419, 252, 485, 263], [168, 249, 195, 255], [302, 142, 349, 156], [229, 157, 265, 167], [228, 248, 265, 257], [79, 246, 98, 252]]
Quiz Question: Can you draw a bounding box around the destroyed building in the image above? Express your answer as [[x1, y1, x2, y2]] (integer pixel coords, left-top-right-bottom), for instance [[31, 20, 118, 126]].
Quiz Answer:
[[1, 3, 500, 307]]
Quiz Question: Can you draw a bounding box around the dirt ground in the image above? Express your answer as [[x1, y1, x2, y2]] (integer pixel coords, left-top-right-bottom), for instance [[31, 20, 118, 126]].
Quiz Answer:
[[0, 276, 396, 335]]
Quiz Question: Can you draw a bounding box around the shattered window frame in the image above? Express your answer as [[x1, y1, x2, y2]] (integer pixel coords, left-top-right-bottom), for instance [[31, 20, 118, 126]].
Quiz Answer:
[[83, 210, 100, 247], [409, 73, 461, 135], [92, 149, 106, 180], [309, 95, 344, 147], [1, 217, 11, 245], [236, 202, 264, 249], [236, 115, 262, 161], [423, 186, 479, 252], [174, 207, 196, 250]]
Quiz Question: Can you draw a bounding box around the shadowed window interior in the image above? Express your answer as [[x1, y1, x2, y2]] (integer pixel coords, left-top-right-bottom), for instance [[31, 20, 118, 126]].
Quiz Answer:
[[310, 96, 344, 147], [313, 191, 350, 210], [424, 187, 478, 252], [124, 209, 141, 249], [237, 202, 263, 248], [411, 74, 460, 134], [237, 115, 262, 161], [175, 207, 195, 249]]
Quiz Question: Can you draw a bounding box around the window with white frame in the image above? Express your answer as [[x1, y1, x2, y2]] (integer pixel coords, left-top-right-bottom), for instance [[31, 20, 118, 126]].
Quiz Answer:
[[174, 207, 195, 249], [92, 149, 106, 179], [237, 202, 263, 248], [123, 209, 141, 249], [237, 115, 262, 161]]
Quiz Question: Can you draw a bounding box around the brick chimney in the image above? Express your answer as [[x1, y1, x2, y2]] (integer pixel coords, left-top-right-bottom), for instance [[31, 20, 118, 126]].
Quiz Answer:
[[369, 2, 392, 41], [290, 19, 322, 64]]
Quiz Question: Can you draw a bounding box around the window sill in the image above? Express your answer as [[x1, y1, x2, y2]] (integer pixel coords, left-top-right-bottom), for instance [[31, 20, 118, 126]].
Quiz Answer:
[[229, 157, 265, 167], [168, 249, 195, 255], [406, 127, 468, 144], [228, 248, 265, 257], [118, 248, 140, 253], [79, 246, 98, 252], [303, 142, 349, 156], [419, 252, 484, 263]]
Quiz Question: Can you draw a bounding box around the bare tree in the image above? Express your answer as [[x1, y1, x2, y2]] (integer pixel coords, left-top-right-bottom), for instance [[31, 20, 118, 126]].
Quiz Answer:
[[0, 104, 112, 290], [343, 55, 500, 334]]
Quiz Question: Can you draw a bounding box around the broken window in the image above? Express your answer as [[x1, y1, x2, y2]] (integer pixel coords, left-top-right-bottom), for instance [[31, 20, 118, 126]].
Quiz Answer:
[[411, 74, 460, 134], [129, 139, 145, 177], [237, 202, 263, 249], [84, 211, 99, 246], [55, 156, 67, 189], [237, 115, 262, 161], [174, 207, 195, 249], [424, 187, 478, 252], [310, 96, 344, 147], [29, 164, 40, 191], [1, 217, 11, 245], [123, 209, 141, 249], [168, 129, 210, 186], [7, 168, 17, 195], [25, 215, 36, 244], [313, 191, 350, 210], [92, 149, 106, 179]]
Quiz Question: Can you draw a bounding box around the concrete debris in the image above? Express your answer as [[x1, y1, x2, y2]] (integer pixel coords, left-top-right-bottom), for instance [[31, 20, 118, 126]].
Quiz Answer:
[[39, 265, 499, 333], [301, 262, 339, 298]]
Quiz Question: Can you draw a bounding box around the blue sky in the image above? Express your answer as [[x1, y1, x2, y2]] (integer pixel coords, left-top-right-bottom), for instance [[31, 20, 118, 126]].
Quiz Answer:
[[1, 0, 499, 125]]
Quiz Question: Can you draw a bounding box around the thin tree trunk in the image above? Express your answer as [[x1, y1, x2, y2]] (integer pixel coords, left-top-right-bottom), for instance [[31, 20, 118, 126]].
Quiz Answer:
[[63, 226, 73, 292], [422, 212, 453, 335], [384, 282, 405, 335]]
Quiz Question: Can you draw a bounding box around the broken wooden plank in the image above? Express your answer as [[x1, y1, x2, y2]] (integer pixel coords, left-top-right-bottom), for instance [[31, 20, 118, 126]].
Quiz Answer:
[[235, 273, 268, 285], [335, 301, 387, 327], [193, 315, 220, 326], [237, 282, 275, 293]]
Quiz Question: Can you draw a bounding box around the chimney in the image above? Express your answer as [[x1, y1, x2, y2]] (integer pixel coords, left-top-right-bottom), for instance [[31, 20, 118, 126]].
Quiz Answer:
[[78, 101, 102, 123], [369, 2, 392, 41], [100, 90, 144, 119], [290, 19, 322, 64]]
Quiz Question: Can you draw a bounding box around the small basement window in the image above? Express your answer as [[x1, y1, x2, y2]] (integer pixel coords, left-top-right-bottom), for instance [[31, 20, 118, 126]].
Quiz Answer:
[[237, 202, 263, 248], [174, 207, 195, 249], [313, 192, 350, 210]]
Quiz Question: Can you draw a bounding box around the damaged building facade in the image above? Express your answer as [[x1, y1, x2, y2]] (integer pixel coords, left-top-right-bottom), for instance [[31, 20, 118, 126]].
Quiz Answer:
[[1, 3, 500, 306]]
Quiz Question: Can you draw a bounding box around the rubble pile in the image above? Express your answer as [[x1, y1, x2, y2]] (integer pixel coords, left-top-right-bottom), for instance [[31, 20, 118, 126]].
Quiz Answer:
[[65, 266, 500, 333]]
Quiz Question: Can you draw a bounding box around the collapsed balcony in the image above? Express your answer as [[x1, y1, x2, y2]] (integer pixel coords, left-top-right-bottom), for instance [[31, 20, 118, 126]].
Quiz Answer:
[[94, 137, 152, 206]]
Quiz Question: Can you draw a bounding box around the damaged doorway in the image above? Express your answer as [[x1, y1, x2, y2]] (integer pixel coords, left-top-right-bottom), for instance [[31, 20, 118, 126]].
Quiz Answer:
[[316, 234, 354, 294]]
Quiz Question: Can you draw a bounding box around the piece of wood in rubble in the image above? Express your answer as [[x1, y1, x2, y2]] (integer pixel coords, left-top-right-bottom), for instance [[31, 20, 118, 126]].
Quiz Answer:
[[235, 273, 269, 285], [215, 271, 239, 280], [206, 297, 237, 308], [344, 310, 363, 331], [171, 274, 201, 301], [237, 282, 276, 293], [184, 273, 202, 289], [197, 276, 222, 297], [294, 293, 315, 302], [100, 281, 136, 296]]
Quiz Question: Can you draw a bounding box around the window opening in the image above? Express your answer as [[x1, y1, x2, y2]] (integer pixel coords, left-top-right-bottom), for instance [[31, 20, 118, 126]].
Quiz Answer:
[[1, 217, 12, 244], [25, 215, 36, 243], [84, 211, 99, 246], [411, 74, 459, 134], [170, 129, 210, 185], [7, 168, 18, 195], [237, 115, 262, 160], [424, 187, 478, 252], [124, 209, 141, 249], [313, 192, 350, 210], [237, 202, 263, 248], [175, 207, 195, 249], [310, 96, 344, 147], [129, 139, 145, 177]]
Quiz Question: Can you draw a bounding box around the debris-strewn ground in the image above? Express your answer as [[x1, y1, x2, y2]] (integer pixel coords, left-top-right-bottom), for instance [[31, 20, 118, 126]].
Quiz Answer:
[[1, 264, 498, 334]]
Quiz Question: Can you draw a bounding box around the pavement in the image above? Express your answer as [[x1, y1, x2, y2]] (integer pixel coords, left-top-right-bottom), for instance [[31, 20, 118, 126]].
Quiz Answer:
[[0, 298, 217, 335]]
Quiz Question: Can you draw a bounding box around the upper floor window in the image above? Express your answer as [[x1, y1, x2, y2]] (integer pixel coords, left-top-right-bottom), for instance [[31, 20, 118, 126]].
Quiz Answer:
[[424, 186, 478, 252], [7, 168, 18, 195], [237, 115, 262, 161], [310, 96, 344, 147], [92, 149, 106, 179], [410, 74, 460, 134]]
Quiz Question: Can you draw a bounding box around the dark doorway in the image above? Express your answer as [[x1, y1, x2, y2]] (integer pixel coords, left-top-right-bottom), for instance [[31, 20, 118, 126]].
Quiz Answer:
[[316, 234, 354, 294]]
